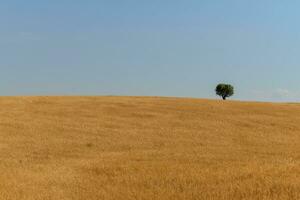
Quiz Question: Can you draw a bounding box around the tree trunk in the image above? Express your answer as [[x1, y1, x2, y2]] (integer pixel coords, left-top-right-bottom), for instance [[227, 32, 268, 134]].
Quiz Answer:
[[222, 96, 226, 100]]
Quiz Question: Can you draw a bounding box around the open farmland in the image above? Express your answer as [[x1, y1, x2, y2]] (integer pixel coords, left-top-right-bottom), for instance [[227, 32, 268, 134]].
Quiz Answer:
[[0, 96, 299, 200]]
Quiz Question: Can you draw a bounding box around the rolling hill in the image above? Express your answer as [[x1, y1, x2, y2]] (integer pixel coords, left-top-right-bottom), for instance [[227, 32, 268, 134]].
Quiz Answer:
[[0, 96, 299, 200]]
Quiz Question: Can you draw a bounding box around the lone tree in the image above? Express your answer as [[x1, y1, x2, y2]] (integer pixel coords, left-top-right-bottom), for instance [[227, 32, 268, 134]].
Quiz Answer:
[[215, 83, 234, 100]]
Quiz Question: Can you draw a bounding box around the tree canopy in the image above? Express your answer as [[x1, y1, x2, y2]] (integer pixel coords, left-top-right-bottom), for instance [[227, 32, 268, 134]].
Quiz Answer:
[[215, 84, 234, 100]]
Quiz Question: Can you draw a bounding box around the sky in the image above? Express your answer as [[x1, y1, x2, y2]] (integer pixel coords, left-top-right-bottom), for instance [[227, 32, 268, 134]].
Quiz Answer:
[[1, 0, 300, 102]]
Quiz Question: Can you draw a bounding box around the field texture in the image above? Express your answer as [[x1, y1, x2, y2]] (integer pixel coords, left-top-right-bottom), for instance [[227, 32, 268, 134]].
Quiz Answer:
[[0, 96, 299, 200]]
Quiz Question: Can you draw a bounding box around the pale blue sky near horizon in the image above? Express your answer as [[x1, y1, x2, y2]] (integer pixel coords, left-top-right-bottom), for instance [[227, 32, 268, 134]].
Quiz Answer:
[[1, 0, 300, 102]]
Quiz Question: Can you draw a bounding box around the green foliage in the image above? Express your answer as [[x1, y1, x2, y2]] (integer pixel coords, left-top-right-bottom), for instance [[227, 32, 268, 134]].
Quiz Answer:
[[215, 84, 234, 100]]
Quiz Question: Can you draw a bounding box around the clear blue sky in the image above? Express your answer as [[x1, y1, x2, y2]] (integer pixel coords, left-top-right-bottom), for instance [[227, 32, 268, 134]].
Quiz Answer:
[[1, 0, 300, 101]]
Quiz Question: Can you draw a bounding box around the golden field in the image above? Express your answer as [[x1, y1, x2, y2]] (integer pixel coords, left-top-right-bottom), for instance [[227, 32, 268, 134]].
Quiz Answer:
[[0, 96, 299, 200]]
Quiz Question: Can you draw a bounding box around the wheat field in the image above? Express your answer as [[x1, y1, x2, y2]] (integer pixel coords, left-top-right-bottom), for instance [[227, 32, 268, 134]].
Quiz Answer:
[[0, 96, 299, 200]]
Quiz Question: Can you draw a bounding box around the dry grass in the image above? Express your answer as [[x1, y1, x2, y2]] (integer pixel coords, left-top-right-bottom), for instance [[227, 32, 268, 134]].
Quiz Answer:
[[0, 96, 299, 200]]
